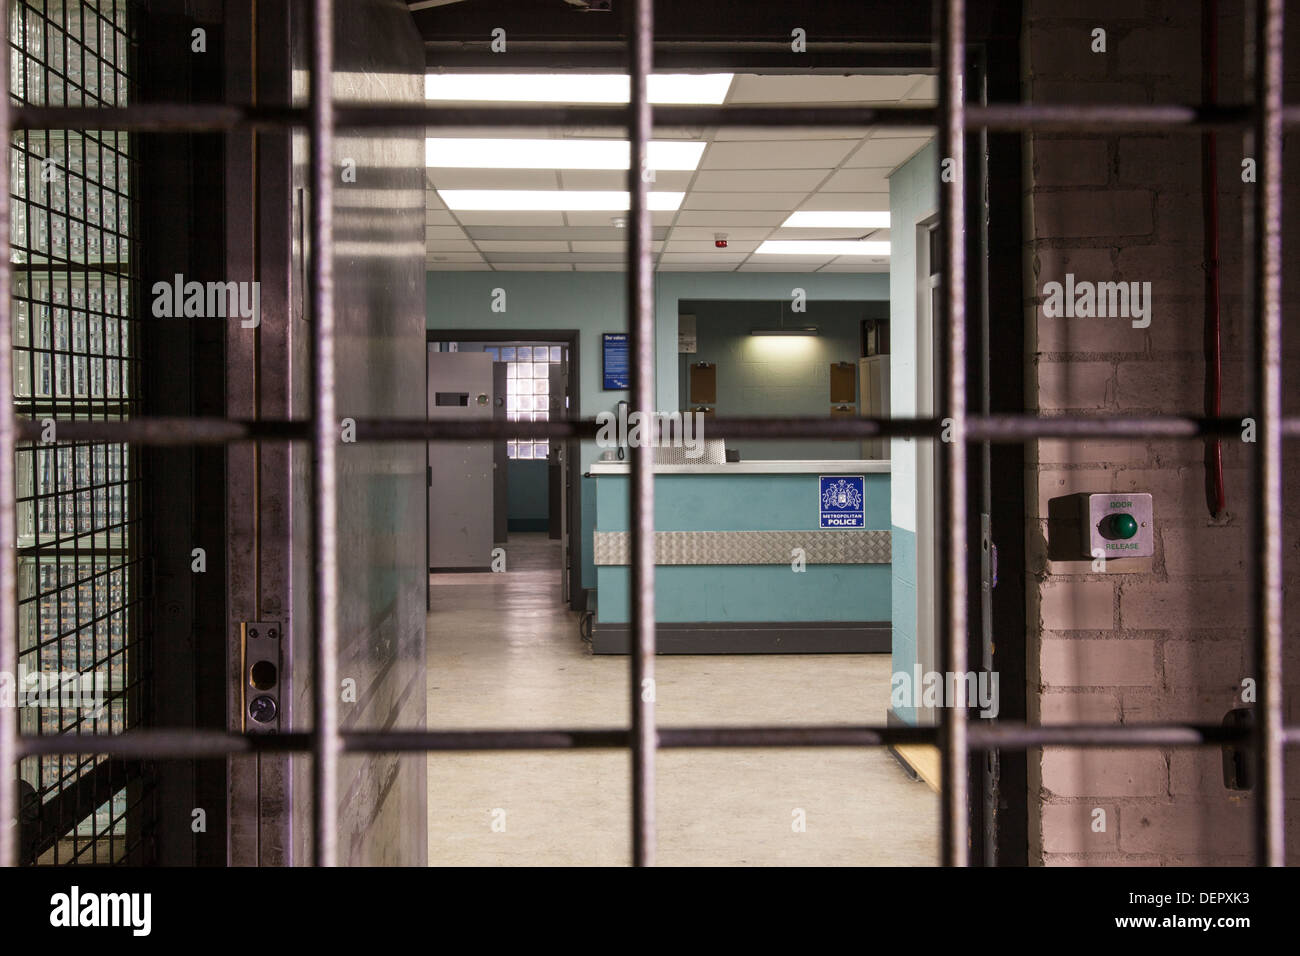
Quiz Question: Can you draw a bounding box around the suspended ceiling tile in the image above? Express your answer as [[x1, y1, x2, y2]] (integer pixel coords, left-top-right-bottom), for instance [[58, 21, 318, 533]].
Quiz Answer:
[[818, 262, 891, 273], [846, 136, 933, 168], [464, 225, 670, 241], [474, 240, 572, 252], [657, 262, 741, 271], [713, 126, 873, 141], [425, 225, 469, 240], [681, 191, 811, 212], [485, 252, 625, 263], [674, 210, 788, 227], [452, 210, 567, 226], [904, 76, 939, 101], [818, 168, 891, 192], [429, 168, 560, 189], [423, 251, 486, 262], [690, 168, 828, 192], [554, 169, 694, 191], [682, 191, 809, 211], [737, 262, 825, 272], [771, 226, 887, 241], [667, 225, 773, 240], [562, 210, 676, 226], [658, 252, 748, 264], [425, 210, 458, 225], [727, 74, 924, 104], [425, 240, 479, 252], [745, 254, 835, 265], [663, 239, 761, 253], [701, 139, 858, 170], [871, 125, 938, 138], [426, 262, 493, 270], [798, 192, 889, 211], [569, 241, 665, 252]]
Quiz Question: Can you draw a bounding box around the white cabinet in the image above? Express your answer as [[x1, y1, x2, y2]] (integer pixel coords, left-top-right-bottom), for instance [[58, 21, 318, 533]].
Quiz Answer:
[[859, 356, 891, 460]]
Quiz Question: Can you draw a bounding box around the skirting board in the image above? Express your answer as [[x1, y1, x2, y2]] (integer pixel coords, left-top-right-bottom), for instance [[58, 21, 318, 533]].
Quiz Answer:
[[590, 621, 890, 655]]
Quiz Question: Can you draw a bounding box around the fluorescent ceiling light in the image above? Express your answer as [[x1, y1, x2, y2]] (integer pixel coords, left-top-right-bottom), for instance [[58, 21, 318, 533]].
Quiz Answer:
[[425, 138, 706, 171], [755, 240, 891, 256], [438, 189, 685, 211], [750, 327, 820, 336], [425, 73, 733, 104], [781, 211, 891, 229]]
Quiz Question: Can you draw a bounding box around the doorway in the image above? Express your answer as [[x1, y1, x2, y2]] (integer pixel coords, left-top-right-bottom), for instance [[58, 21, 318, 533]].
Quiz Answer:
[[428, 331, 581, 605]]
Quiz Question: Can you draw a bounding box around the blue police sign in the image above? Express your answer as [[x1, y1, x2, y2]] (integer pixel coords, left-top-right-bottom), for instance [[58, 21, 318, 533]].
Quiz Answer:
[[819, 475, 865, 529]]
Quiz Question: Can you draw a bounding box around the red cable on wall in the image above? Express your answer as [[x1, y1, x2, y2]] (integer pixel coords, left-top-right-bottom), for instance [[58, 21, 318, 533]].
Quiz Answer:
[[1202, 0, 1226, 518]]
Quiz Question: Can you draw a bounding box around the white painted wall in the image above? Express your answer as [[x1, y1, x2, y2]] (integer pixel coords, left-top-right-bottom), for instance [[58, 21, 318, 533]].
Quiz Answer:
[[888, 141, 937, 535]]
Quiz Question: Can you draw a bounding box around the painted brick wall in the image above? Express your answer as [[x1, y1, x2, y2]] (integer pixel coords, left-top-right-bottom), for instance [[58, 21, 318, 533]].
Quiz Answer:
[[1023, 0, 1300, 864]]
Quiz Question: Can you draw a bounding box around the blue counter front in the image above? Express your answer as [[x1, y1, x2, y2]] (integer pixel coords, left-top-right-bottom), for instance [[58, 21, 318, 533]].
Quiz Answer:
[[589, 460, 891, 654]]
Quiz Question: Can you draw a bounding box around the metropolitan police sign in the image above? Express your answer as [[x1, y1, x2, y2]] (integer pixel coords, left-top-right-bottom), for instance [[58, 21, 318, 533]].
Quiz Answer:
[[819, 475, 865, 529]]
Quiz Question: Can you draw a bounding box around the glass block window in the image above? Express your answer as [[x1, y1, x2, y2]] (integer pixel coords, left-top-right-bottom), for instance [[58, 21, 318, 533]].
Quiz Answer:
[[504, 343, 562, 460], [10, 0, 149, 865]]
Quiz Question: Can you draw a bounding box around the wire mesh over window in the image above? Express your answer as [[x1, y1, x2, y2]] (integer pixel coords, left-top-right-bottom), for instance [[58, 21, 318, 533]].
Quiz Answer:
[[8, 0, 149, 865]]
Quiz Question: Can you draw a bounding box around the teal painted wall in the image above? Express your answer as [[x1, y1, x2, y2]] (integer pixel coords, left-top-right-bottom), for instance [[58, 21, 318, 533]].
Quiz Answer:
[[506, 460, 549, 529], [678, 298, 881, 461], [890, 526, 918, 724], [593, 472, 890, 624]]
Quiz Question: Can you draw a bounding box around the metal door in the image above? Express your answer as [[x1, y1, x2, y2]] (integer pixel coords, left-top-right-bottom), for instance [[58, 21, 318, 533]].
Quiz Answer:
[[492, 361, 508, 545], [427, 350, 494, 569], [549, 356, 572, 599]]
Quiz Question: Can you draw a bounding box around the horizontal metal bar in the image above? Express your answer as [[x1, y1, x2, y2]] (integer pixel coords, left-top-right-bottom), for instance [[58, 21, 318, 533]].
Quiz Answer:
[[969, 103, 1256, 130], [12, 103, 1300, 133], [16, 414, 1297, 445], [14, 417, 312, 444], [16, 721, 1280, 757], [13, 104, 307, 131]]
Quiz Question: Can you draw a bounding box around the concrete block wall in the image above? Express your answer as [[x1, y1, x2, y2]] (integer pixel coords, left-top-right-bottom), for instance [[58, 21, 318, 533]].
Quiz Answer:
[[1023, 0, 1300, 864]]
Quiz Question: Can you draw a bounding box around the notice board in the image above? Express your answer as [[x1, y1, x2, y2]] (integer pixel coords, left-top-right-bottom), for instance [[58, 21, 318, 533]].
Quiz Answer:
[[602, 333, 629, 389]]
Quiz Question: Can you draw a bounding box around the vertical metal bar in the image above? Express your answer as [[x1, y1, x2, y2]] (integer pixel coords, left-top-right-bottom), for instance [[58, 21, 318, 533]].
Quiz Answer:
[[627, 0, 657, 867], [975, 46, 996, 868], [1250, 0, 1284, 867], [0, 0, 17, 869], [937, 0, 969, 867], [309, 0, 340, 867]]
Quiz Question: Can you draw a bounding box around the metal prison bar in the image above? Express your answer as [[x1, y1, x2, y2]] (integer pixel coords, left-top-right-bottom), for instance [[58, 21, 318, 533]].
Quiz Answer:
[[0, 0, 1293, 866]]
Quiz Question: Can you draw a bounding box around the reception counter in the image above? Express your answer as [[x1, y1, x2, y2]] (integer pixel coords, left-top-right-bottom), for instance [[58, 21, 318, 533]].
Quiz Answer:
[[588, 459, 891, 654]]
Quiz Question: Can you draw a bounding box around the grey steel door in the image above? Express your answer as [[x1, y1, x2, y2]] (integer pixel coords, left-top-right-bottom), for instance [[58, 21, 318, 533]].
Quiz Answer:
[[428, 349, 494, 569], [549, 357, 571, 601], [492, 361, 508, 544]]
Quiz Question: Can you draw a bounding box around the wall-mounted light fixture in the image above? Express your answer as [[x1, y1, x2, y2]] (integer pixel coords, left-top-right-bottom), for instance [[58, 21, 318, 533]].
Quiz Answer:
[[749, 300, 819, 336]]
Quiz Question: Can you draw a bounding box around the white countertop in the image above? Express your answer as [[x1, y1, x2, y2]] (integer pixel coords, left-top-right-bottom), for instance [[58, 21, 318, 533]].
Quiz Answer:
[[588, 459, 891, 475]]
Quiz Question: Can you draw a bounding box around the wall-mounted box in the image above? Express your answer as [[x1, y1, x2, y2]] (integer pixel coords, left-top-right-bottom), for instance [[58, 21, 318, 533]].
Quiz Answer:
[[1084, 492, 1153, 559]]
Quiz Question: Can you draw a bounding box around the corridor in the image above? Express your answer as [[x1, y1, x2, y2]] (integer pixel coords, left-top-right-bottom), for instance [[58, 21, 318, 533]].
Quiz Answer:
[[425, 535, 938, 865]]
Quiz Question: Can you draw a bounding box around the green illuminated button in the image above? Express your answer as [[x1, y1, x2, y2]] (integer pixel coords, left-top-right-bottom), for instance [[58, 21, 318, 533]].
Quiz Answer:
[[1101, 513, 1139, 540]]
